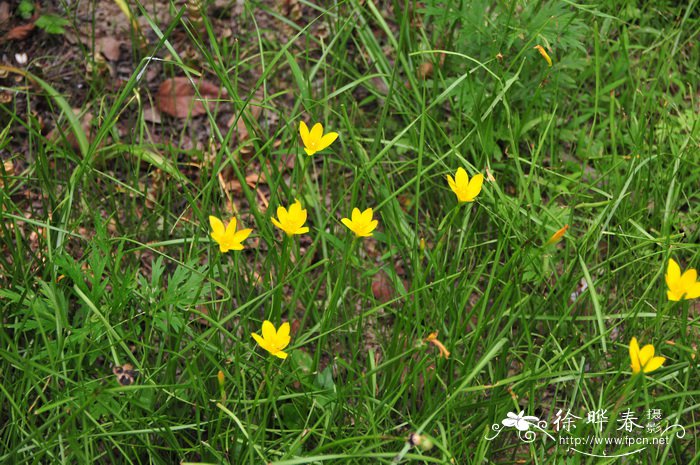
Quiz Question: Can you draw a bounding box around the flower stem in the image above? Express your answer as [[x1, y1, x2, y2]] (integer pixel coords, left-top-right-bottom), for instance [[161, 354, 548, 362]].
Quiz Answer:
[[273, 235, 290, 320]]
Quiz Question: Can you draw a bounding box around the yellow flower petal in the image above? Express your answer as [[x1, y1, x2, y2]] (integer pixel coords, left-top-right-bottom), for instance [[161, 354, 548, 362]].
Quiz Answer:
[[274, 350, 288, 360], [466, 173, 484, 200], [446, 175, 456, 193], [299, 121, 311, 147], [310, 123, 324, 142], [233, 228, 253, 243], [251, 332, 265, 347], [318, 132, 338, 150], [209, 216, 225, 236], [455, 167, 469, 187], [638, 344, 655, 367], [665, 258, 700, 301], [276, 206, 288, 223], [224, 217, 238, 236], [271, 217, 283, 230], [629, 337, 641, 373], [262, 320, 276, 341], [680, 268, 698, 289], [643, 356, 665, 373], [277, 322, 290, 341], [666, 258, 681, 286], [275, 331, 291, 349], [686, 282, 700, 299]]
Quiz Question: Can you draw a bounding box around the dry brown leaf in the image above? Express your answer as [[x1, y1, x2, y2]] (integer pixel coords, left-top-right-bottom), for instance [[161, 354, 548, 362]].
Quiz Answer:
[[0, 2, 10, 23], [290, 319, 301, 337], [278, 153, 295, 170], [142, 106, 162, 123], [146, 66, 159, 82], [155, 77, 222, 118], [279, 0, 302, 20], [5, 22, 35, 40], [372, 272, 394, 303], [417, 62, 433, 79], [97, 36, 122, 61], [1, 159, 13, 187], [217, 171, 243, 194], [194, 306, 212, 327], [245, 172, 266, 186]]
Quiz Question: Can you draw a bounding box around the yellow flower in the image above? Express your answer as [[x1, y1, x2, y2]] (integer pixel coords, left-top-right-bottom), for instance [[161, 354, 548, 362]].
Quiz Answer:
[[341, 207, 378, 238], [299, 121, 338, 156], [209, 216, 252, 252], [666, 258, 700, 301], [629, 337, 665, 374], [546, 224, 569, 245], [447, 167, 483, 203], [271, 199, 309, 236], [424, 332, 450, 359], [534, 45, 552, 67], [251, 320, 291, 359]]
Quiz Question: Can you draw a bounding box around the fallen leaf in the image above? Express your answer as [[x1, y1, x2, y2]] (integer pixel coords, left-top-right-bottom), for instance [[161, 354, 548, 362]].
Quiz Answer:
[[245, 172, 266, 186], [5, 22, 35, 40], [372, 272, 394, 303], [156, 77, 222, 118], [217, 171, 243, 194], [278, 153, 295, 170], [1, 159, 13, 187], [97, 36, 122, 61], [290, 319, 300, 336], [194, 306, 212, 326], [417, 61, 433, 79], [279, 0, 302, 20], [142, 105, 162, 123], [0, 2, 10, 23]]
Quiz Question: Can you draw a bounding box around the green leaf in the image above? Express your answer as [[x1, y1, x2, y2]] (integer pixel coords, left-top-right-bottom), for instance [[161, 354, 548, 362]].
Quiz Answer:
[[35, 15, 71, 35], [17, 0, 34, 19]]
